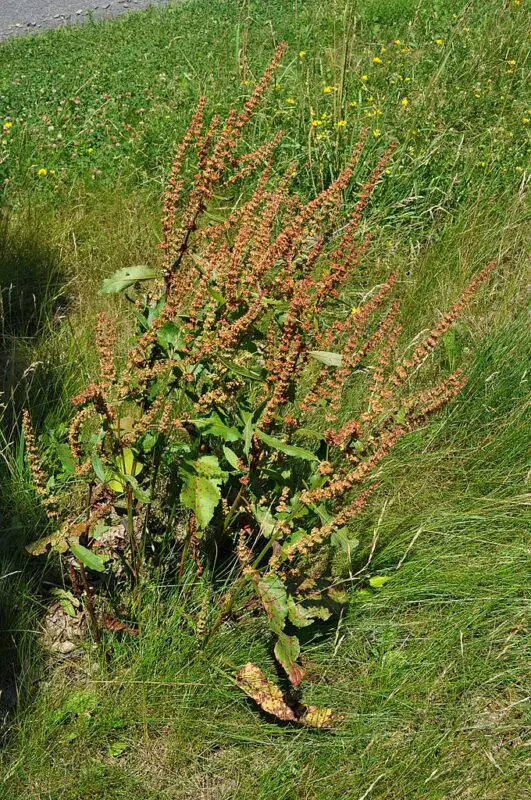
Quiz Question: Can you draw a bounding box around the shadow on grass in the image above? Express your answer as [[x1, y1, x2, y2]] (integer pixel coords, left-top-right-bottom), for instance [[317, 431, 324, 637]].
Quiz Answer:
[[0, 208, 69, 742]]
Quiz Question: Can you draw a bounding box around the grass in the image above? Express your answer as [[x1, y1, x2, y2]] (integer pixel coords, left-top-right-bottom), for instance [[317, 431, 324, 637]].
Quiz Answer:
[[0, 0, 529, 797]]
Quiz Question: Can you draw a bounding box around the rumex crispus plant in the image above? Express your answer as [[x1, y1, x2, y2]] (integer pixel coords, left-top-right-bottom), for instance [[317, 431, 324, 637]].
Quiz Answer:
[[24, 44, 496, 725]]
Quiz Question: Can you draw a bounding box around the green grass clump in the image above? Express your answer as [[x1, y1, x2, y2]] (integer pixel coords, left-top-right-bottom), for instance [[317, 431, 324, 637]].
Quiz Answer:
[[0, 0, 529, 797]]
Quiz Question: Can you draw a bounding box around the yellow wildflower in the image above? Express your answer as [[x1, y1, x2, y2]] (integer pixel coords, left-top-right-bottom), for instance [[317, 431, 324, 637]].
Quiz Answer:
[[361, 74, 368, 81], [401, 47, 410, 54], [401, 97, 409, 106], [404, 76, 411, 82], [311, 119, 323, 127], [335, 120, 347, 128], [87, 147, 94, 154], [394, 39, 401, 46], [285, 97, 296, 105], [37, 168, 47, 177], [299, 50, 306, 58], [507, 60, 516, 66], [522, 118, 530, 124], [372, 56, 382, 65], [4, 121, 13, 129], [435, 39, 444, 46], [323, 85, 336, 93], [372, 128, 381, 138], [351, 306, 360, 315], [349, 100, 358, 107]]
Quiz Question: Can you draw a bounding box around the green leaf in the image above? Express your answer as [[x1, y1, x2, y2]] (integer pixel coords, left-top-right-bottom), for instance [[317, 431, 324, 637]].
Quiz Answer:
[[181, 476, 221, 530], [91, 452, 106, 483], [257, 574, 288, 634], [369, 575, 391, 589], [217, 355, 265, 381], [101, 265, 159, 294], [206, 285, 225, 305], [118, 448, 143, 476], [274, 632, 304, 686], [243, 412, 255, 458], [108, 741, 128, 758], [56, 443, 76, 476], [255, 430, 318, 462], [50, 588, 79, 618], [331, 527, 360, 554], [190, 416, 242, 442], [70, 543, 106, 573], [287, 598, 314, 628], [157, 321, 185, 351], [395, 407, 407, 426], [252, 505, 276, 537], [123, 474, 151, 504], [223, 445, 242, 471], [287, 597, 331, 627], [309, 350, 343, 367]]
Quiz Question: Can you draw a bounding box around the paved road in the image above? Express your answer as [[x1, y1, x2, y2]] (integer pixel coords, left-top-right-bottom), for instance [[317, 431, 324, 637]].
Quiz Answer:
[[0, 0, 170, 40]]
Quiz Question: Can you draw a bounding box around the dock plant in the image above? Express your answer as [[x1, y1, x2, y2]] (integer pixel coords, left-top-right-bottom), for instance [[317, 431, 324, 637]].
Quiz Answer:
[[23, 44, 496, 725]]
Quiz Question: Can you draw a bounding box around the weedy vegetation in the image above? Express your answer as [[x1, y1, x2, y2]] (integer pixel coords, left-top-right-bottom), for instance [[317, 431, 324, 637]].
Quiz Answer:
[[0, 0, 529, 797]]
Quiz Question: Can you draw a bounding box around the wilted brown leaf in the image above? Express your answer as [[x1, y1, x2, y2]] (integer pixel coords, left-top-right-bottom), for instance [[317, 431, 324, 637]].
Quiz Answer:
[[236, 663, 297, 722], [236, 663, 343, 728]]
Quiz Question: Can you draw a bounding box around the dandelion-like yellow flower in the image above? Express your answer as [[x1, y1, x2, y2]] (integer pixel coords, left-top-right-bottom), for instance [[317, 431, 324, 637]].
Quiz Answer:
[[37, 168, 47, 177], [335, 120, 347, 128], [507, 60, 516, 66], [394, 39, 401, 46], [285, 97, 296, 105], [87, 147, 94, 154], [241, 79, 251, 86], [401, 97, 409, 106], [522, 118, 530, 124], [372, 128, 381, 138], [401, 47, 410, 54], [351, 306, 360, 315], [435, 39, 444, 46], [372, 56, 382, 64], [404, 76, 411, 82], [4, 121, 13, 129], [311, 119, 323, 127], [323, 86, 336, 93], [361, 74, 368, 81], [299, 50, 306, 58], [349, 100, 358, 107]]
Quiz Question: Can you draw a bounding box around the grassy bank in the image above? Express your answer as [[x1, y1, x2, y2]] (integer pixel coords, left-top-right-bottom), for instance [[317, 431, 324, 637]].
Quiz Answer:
[[0, 0, 529, 797]]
